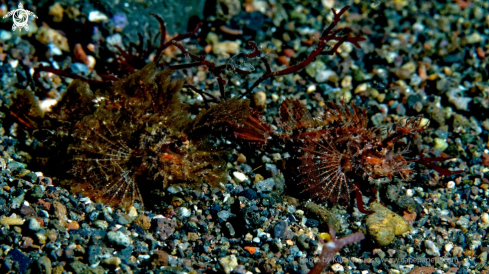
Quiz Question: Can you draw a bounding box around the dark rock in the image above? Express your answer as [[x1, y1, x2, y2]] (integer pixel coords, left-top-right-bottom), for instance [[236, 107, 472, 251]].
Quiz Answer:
[[88, 245, 102, 266], [274, 221, 288, 239], [3, 249, 31, 274], [210, 203, 221, 215], [240, 189, 258, 200], [118, 246, 133, 265], [305, 218, 319, 228]]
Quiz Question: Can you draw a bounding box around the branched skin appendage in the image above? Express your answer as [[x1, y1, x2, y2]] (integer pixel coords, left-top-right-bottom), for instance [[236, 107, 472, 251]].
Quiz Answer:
[[277, 99, 427, 204]]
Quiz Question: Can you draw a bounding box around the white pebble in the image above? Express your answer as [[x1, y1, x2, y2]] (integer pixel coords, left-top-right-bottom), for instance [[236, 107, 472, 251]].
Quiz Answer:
[[424, 240, 440, 256], [447, 181, 456, 189], [331, 263, 344, 272], [406, 189, 414, 197], [88, 10, 108, 22], [445, 242, 454, 252], [233, 172, 248, 182]]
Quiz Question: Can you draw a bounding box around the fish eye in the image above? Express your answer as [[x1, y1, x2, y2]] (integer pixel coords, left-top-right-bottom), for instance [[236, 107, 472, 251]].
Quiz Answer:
[[176, 139, 183, 147]]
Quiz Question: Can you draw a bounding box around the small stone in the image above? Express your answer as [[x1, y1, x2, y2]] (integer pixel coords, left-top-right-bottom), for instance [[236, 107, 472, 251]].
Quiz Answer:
[[86, 55, 96, 71], [106, 33, 124, 52], [178, 207, 191, 218], [88, 10, 109, 22], [49, 3, 64, 22], [233, 172, 248, 182], [481, 213, 489, 224], [366, 202, 411, 246], [107, 231, 131, 247], [217, 210, 233, 221], [151, 250, 169, 267], [66, 221, 80, 231], [273, 221, 288, 239], [253, 91, 267, 107], [445, 242, 454, 252], [36, 26, 69, 52], [219, 255, 238, 274], [213, 41, 240, 55], [256, 178, 275, 192], [93, 220, 108, 230], [244, 246, 257, 255], [331, 263, 344, 272], [0, 30, 12, 41], [133, 215, 151, 230], [88, 245, 102, 266], [424, 240, 440, 256], [433, 138, 448, 152], [353, 82, 369, 94], [307, 84, 316, 94], [102, 256, 121, 266], [452, 246, 463, 257], [188, 232, 199, 241], [237, 153, 246, 163], [36, 256, 52, 274], [127, 206, 138, 218], [316, 70, 337, 83], [28, 218, 41, 231], [447, 181, 456, 189], [21, 237, 33, 249], [155, 217, 177, 240], [406, 189, 414, 197], [5, 249, 31, 274], [244, 233, 253, 242], [0, 217, 24, 226]]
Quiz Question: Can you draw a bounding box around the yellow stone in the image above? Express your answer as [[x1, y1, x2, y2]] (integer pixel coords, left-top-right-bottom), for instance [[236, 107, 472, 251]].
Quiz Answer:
[[366, 203, 411, 246], [0, 217, 24, 226], [318, 232, 331, 242]]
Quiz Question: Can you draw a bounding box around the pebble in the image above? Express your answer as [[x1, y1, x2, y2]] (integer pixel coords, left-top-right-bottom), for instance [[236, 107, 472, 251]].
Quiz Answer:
[[133, 215, 151, 230], [481, 213, 489, 224], [233, 172, 248, 182], [0, 30, 12, 41], [213, 41, 240, 56], [256, 178, 275, 192], [102, 256, 121, 266], [178, 207, 191, 218], [106, 33, 124, 52], [36, 256, 52, 274], [219, 255, 238, 274], [93, 220, 108, 230], [35, 26, 69, 52], [331, 263, 344, 272], [315, 70, 337, 83], [28, 218, 41, 231], [445, 242, 454, 252], [424, 240, 441, 256], [0, 217, 24, 226], [237, 153, 247, 163], [366, 203, 411, 246], [48, 3, 64, 22], [107, 231, 131, 247], [253, 91, 267, 107], [433, 138, 448, 152], [88, 11, 109, 22]]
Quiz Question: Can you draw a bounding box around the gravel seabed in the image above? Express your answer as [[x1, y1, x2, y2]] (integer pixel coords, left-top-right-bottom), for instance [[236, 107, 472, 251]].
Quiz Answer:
[[0, 0, 489, 273]]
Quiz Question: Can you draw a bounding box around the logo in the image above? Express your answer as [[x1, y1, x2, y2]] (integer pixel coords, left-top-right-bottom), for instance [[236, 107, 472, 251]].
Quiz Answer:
[[3, 3, 38, 31]]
